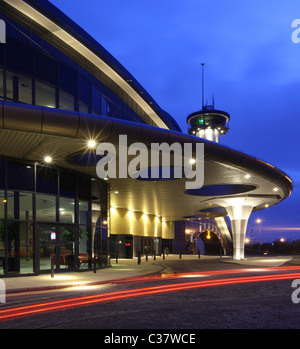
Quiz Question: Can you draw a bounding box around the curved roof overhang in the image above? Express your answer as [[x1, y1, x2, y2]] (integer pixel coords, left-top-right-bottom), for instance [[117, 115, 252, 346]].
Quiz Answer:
[[2, 0, 181, 131], [0, 101, 293, 221]]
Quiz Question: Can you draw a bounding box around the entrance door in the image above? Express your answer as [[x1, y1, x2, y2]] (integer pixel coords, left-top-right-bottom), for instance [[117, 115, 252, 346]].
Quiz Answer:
[[38, 224, 76, 271]]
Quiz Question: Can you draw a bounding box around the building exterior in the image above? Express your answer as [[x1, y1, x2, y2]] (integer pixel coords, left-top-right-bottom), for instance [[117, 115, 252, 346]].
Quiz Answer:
[[0, 0, 293, 276]]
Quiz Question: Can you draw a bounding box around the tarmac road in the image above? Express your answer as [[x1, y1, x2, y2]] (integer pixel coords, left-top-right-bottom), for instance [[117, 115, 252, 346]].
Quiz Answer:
[[0, 255, 300, 330]]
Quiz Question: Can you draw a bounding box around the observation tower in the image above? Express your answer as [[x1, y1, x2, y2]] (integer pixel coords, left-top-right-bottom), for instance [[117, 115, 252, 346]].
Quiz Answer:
[[187, 64, 230, 143]]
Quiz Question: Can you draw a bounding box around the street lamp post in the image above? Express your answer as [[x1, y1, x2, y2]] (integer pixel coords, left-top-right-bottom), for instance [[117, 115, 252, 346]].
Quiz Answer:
[[256, 219, 262, 255]]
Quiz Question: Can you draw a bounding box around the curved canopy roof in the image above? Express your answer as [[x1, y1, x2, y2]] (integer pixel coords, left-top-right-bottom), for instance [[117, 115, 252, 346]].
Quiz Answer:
[[0, 101, 293, 221]]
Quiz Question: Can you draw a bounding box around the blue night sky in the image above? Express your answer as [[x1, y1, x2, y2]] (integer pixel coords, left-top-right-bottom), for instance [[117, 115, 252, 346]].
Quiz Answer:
[[51, 0, 300, 242]]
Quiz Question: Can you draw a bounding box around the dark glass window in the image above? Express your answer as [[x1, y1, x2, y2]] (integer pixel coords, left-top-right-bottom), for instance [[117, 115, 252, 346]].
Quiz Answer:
[[91, 86, 100, 114], [60, 170, 77, 198], [0, 68, 3, 99], [0, 159, 5, 189], [78, 175, 91, 201], [7, 161, 34, 191], [36, 166, 58, 195], [78, 74, 90, 112], [59, 64, 76, 95], [6, 39, 34, 76], [35, 51, 58, 86]]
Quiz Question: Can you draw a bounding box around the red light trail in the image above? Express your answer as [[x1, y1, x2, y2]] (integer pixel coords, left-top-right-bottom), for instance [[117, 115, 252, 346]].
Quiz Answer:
[[0, 268, 300, 322]]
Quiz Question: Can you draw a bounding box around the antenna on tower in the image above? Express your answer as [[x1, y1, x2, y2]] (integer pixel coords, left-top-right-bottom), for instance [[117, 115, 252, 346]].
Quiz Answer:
[[201, 63, 205, 109]]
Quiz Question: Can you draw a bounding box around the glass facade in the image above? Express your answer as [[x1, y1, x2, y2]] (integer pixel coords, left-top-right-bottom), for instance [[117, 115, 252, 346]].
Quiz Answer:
[[0, 159, 109, 276], [188, 114, 228, 129], [0, 15, 146, 124]]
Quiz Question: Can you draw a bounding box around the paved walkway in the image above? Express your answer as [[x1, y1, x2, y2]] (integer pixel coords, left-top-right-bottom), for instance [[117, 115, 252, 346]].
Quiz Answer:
[[1, 254, 296, 294]]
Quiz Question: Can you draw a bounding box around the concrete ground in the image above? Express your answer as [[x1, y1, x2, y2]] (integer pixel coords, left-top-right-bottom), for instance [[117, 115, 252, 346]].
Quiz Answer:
[[1, 254, 295, 293]]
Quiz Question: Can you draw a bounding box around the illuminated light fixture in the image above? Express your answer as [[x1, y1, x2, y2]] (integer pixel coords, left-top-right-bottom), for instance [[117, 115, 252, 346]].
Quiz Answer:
[[2, 199, 7, 203], [189, 158, 196, 165], [265, 204, 269, 208], [44, 156, 52, 163], [114, 191, 119, 194], [244, 174, 251, 179], [206, 231, 211, 239], [273, 187, 279, 192], [245, 238, 250, 243], [256, 218, 262, 224], [104, 177, 109, 181], [87, 139, 96, 148], [185, 229, 191, 234], [280, 238, 285, 242], [103, 220, 108, 225]]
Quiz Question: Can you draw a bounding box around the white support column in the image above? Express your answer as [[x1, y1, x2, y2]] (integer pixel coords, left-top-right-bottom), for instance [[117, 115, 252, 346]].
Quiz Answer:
[[225, 202, 253, 260]]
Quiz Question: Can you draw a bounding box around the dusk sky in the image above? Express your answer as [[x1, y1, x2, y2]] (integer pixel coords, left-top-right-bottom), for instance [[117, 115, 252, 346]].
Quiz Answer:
[[51, 0, 300, 242]]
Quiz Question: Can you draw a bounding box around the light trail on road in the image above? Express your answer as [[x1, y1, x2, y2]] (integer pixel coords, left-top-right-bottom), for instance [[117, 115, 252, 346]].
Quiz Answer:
[[109, 265, 300, 285], [1, 268, 300, 322]]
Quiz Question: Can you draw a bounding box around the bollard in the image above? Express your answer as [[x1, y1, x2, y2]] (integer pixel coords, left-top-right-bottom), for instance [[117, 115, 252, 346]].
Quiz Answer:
[[138, 251, 141, 265], [179, 253, 182, 259], [163, 250, 165, 260], [153, 250, 156, 261], [146, 251, 148, 262], [50, 255, 54, 278], [116, 251, 118, 264]]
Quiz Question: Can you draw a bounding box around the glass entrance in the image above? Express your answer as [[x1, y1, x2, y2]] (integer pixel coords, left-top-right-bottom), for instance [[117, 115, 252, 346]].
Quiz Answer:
[[38, 224, 76, 271]]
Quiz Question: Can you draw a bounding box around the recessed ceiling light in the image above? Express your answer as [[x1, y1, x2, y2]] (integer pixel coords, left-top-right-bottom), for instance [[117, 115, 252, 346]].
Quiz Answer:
[[244, 174, 251, 179], [44, 156, 52, 163], [87, 139, 96, 148], [273, 187, 279, 192]]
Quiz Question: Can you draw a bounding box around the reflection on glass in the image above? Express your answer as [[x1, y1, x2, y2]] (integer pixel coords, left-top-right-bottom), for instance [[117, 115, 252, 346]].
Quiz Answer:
[[36, 193, 56, 222], [59, 197, 75, 223], [19, 192, 33, 220], [39, 224, 56, 271], [78, 99, 89, 113], [7, 191, 14, 219], [59, 89, 74, 111], [19, 221, 34, 273], [60, 226, 75, 255], [6, 71, 32, 104], [60, 225, 75, 269], [0, 191, 5, 219], [35, 81, 56, 108], [79, 225, 90, 269], [79, 201, 89, 225]]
